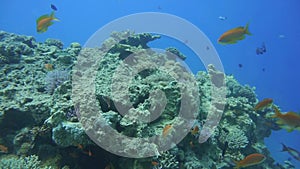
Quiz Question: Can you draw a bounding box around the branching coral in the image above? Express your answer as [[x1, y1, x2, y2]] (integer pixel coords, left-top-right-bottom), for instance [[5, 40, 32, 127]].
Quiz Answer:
[[0, 155, 53, 169], [219, 126, 249, 149]]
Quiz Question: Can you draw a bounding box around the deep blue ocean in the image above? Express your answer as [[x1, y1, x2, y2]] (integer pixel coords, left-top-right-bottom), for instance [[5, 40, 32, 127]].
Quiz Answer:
[[1, 0, 300, 168]]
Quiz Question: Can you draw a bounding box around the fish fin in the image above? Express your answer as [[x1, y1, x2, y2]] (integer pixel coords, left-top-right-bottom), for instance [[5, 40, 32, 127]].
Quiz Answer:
[[286, 127, 294, 132], [232, 27, 244, 31], [275, 119, 284, 125], [237, 35, 245, 40], [38, 27, 48, 33], [50, 11, 60, 21], [53, 17, 60, 21], [50, 11, 55, 17], [219, 40, 238, 45], [233, 165, 240, 169], [280, 125, 294, 132], [244, 23, 251, 35], [228, 41, 238, 44]]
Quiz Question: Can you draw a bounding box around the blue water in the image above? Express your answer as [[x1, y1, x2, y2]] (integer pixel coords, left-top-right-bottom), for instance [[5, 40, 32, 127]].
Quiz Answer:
[[1, 0, 300, 168]]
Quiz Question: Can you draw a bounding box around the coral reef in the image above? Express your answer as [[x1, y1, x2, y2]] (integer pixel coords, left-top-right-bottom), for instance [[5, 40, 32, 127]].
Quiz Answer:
[[0, 31, 35, 64], [0, 155, 53, 169], [0, 30, 287, 169]]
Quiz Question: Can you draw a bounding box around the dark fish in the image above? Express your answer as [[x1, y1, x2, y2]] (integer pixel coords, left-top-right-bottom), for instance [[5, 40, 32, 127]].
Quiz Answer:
[[256, 48, 264, 55], [275, 163, 286, 169], [256, 42, 266, 55], [221, 141, 228, 158], [238, 64, 243, 68], [51, 4, 58, 11], [262, 68, 265, 72], [281, 143, 300, 161]]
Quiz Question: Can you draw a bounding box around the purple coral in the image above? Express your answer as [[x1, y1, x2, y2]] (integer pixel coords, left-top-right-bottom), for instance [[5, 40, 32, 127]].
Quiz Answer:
[[45, 70, 69, 94]]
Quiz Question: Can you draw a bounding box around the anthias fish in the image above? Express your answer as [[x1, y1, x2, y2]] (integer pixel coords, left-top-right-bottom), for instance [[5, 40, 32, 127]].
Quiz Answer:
[[234, 153, 266, 169], [36, 11, 59, 33], [218, 23, 251, 45], [162, 124, 172, 137], [254, 98, 273, 111], [272, 106, 300, 132], [0, 144, 8, 153], [281, 143, 300, 161], [190, 125, 199, 136]]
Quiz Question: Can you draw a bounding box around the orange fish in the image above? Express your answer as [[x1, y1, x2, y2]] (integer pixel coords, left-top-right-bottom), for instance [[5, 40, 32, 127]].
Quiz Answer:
[[151, 161, 159, 166], [191, 125, 199, 135], [254, 98, 273, 111], [77, 144, 84, 150], [218, 23, 251, 45], [36, 11, 59, 33], [234, 153, 266, 169], [272, 106, 300, 132], [0, 144, 8, 153], [44, 63, 54, 71], [162, 124, 172, 137]]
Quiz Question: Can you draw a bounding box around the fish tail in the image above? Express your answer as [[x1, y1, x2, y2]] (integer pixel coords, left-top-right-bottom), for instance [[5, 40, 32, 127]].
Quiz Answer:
[[233, 166, 240, 169], [232, 160, 240, 169], [244, 23, 251, 35], [50, 11, 59, 21]]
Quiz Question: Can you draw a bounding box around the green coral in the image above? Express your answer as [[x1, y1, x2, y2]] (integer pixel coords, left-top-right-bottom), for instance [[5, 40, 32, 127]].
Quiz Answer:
[[0, 155, 53, 169], [52, 121, 91, 147], [219, 126, 249, 149], [0, 31, 35, 64], [152, 149, 180, 169]]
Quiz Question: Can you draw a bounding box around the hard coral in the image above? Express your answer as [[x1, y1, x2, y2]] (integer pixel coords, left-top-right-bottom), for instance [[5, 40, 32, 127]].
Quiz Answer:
[[45, 70, 69, 94]]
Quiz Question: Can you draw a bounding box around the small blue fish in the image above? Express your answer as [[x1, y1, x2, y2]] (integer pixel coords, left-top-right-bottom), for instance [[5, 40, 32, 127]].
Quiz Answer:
[[51, 4, 58, 11]]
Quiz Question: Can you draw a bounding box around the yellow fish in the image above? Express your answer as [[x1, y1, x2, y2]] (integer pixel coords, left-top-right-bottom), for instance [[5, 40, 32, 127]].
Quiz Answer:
[[218, 23, 251, 45], [272, 106, 300, 132], [36, 11, 59, 33]]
